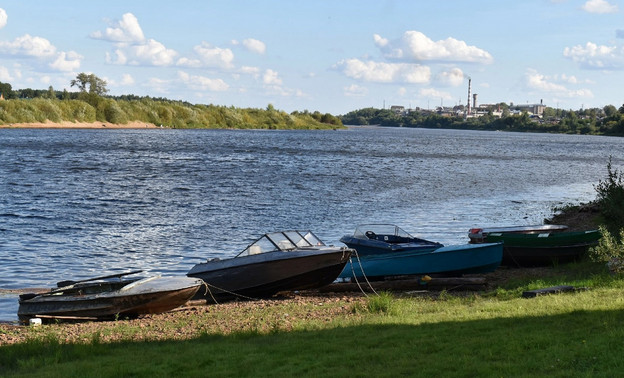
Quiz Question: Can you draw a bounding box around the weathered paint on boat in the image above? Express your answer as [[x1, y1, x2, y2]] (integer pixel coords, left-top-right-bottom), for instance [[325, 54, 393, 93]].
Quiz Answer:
[[18, 276, 202, 322]]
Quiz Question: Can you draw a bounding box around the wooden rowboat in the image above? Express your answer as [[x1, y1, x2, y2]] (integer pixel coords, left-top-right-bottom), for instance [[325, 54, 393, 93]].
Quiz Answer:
[[479, 229, 602, 267]]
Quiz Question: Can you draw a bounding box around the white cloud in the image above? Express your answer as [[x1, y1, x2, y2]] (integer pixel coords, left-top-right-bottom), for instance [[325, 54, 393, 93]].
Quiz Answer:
[[436, 67, 464, 86], [335, 58, 431, 84], [90, 13, 145, 43], [344, 84, 368, 97], [581, 0, 618, 14], [180, 42, 234, 69], [0, 33, 80, 73], [563, 41, 624, 69], [419, 87, 453, 101], [107, 39, 177, 66], [176, 57, 201, 67], [178, 71, 229, 91], [263, 69, 282, 85], [93, 13, 177, 67], [121, 73, 134, 85], [242, 38, 266, 54], [0, 34, 56, 58], [525, 69, 593, 98], [49, 51, 82, 71], [0, 65, 12, 81], [0, 8, 7, 29], [240, 65, 260, 76], [132, 39, 177, 66], [146, 77, 170, 93], [374, 31, 493, 64]]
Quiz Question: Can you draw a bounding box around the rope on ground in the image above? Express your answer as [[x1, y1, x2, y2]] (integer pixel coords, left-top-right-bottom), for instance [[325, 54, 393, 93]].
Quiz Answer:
[[349, 250, 378, 296], [199, 280, 261, 303]]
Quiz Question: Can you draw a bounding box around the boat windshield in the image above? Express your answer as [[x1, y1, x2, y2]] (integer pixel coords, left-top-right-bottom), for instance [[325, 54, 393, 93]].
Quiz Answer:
[[353, 224, 413, 239], [237, 230, 325, 256]]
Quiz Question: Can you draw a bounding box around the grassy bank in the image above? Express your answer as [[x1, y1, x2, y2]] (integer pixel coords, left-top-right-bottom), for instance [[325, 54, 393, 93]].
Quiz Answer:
[[2, 261, 624, 377], [0, 98, 344, 130]]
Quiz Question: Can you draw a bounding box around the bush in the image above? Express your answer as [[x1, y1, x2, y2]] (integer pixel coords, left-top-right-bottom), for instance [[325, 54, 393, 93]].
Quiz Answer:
[[590, 226, 624, 273], [98, 99, 128, 124], [594, 157, 624, 232]]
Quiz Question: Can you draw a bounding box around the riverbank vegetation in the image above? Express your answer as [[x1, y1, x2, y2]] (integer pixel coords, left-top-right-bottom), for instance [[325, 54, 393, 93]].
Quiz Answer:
[[0, 75, 343, 129], [341, 105, 624, 136]]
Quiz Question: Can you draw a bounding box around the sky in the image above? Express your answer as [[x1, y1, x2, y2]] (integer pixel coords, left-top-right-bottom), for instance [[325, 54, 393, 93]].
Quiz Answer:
[[1, 0, 624, 115]]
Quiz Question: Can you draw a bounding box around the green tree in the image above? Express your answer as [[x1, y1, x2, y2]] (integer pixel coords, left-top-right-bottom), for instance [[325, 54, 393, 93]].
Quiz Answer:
[[70, 73, 109, 95], [604, 105, 618, 118], [0, 81, 14, 99], [46, 86, 56, 99]]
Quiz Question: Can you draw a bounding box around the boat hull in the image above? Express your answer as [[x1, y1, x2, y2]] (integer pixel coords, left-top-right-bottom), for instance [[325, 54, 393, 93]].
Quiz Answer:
[[483, 230, 601, 267], [468, 224, 568, 243], [339, 242, 503, 279], [187, 248, 352, 300], [18, 276, 202, 322]]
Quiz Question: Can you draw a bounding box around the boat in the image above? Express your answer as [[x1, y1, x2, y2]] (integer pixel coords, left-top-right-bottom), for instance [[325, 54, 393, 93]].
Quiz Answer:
[[468, 224, 568, 243], [18, 271, 203, 323], [478, 229, 602, 267], [187, 230, 353, 300], [339, 224, 503, 279], [339, 224, 443, 256]]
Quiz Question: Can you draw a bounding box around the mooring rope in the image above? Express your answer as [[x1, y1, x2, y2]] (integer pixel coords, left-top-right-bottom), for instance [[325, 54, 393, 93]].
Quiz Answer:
[[198, 280, 261, 303], [349, 249, 378, 296]]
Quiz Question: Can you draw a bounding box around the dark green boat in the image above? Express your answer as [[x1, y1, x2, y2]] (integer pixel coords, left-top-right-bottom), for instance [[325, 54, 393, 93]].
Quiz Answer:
[[482, 229, 602, 267]]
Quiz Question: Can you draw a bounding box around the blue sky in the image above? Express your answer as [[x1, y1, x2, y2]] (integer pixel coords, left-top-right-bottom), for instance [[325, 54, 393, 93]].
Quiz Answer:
[[1, 0, 624, 115]]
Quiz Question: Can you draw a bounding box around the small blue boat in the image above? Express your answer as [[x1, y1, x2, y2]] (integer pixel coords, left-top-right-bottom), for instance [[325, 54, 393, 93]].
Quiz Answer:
[[339, 224, 503, 279], [339, 224, 444, 256]]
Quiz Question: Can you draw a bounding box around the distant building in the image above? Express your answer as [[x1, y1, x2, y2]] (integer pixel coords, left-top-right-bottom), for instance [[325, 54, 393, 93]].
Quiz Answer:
[[510, 99, 546, 117], [390, 105, 405, 114]]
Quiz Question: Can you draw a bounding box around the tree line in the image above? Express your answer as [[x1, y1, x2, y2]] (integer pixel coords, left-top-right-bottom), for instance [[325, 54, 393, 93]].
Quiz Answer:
[[0, 73, 343, 129], [340, 105, 624, 136]]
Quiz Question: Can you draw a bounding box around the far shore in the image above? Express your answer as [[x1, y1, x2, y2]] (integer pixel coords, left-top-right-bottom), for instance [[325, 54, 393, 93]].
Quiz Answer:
[[0, 121, 159, 129]]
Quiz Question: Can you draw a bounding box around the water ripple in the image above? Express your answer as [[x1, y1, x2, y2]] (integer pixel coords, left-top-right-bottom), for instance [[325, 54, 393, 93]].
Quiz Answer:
[[0, 127, 622, 321]]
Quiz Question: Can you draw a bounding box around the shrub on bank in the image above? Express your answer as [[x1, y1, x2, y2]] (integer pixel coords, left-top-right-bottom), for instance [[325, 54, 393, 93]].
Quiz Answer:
[[590, 226, 624, 274], [594, 157, 624, 233]]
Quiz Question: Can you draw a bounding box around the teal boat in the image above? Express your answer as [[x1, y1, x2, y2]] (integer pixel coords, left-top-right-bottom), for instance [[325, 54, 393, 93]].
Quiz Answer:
[[481, 229, 601, 266], [339, 224, 503, 279]]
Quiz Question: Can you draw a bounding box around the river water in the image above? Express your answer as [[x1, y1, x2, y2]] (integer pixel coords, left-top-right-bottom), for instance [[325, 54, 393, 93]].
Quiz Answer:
[[1, 126, 623, 321]]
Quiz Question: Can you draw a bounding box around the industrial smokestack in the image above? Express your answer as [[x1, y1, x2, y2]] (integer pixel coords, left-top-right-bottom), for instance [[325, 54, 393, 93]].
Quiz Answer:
[[473, 94, 478, 109], [467, 77, 471, 115]]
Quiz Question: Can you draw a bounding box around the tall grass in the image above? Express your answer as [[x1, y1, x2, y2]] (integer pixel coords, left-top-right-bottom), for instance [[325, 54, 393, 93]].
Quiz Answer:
[[0, 98, 343, 129]]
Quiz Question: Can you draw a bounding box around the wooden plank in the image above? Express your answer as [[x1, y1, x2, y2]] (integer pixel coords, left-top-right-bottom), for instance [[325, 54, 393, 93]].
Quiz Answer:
[[33, 314, 99, 320], [522, 285, 576, 298]]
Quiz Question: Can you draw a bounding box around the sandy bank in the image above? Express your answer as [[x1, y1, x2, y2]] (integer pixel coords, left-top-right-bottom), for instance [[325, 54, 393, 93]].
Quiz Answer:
[[0, 121, 159, 129]]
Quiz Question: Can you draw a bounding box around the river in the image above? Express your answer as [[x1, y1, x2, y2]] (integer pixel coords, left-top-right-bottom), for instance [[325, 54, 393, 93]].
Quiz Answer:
[[1, 126, 622, 321]]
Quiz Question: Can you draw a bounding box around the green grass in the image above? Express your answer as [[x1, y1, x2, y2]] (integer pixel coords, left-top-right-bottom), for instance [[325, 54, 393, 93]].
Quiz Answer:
[[3, 265, 624, 377], [0, 98, 343, 129]]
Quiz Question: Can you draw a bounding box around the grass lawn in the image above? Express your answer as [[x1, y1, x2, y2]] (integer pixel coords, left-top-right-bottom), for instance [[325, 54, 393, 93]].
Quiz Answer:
[[2, 261, 624, 377]]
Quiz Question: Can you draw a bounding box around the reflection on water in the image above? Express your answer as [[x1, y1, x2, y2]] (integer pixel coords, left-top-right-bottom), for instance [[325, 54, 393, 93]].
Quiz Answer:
[[1, 127, 622, 321]]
